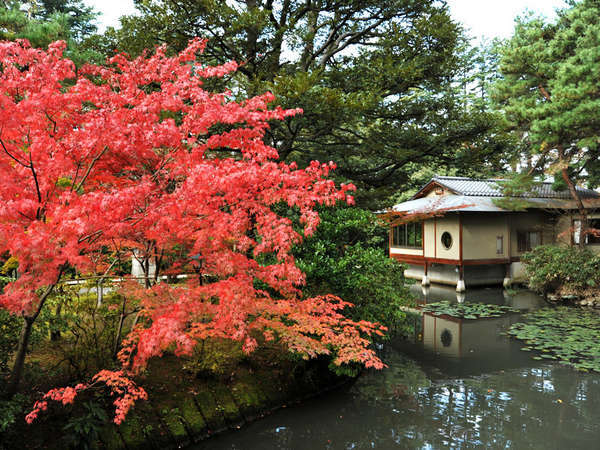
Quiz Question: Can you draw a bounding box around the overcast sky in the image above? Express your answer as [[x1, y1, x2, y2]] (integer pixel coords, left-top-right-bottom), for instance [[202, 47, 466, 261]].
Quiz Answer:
[[84, 0, 568, 40]]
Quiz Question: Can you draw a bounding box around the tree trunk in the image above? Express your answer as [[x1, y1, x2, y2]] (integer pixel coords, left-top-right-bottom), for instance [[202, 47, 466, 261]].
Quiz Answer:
[[558, 147, 587, 248], [113, 296, 128, 359], [6, 278, 59, 396], [50, 300, 62, 341], [96, 280, 103, 307], [6, 316, 34, 395]]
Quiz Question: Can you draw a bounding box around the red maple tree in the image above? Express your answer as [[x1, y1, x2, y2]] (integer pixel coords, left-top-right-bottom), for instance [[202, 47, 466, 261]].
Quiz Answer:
[[0, 39, 384, 423]]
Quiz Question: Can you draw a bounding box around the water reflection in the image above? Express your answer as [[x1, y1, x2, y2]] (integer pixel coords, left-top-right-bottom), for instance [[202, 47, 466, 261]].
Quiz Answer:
[[410, 284, 547, 310], [193, 289, 600, 450]]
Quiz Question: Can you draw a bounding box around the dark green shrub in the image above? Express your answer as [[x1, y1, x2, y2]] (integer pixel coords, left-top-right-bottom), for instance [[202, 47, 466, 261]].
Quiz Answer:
[[521, 244, 600, 294], [182, 338, 247, 380], [43, 286, 130, 379], [0, 309, 22, 377], [0, 394, 26, 434], [294, 206, 412, 334], [62, 400, 109, 450]]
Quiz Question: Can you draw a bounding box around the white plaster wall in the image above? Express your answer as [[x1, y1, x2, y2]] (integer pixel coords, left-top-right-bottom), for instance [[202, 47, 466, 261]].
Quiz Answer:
[[390, 247, 423, 256], [434, 215, 460, 260], [424, 220, 435, 258], [555, 213, 573, 246]]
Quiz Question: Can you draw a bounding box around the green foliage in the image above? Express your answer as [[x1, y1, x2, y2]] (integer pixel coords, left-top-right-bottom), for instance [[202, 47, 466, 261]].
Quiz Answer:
[[62, 400, 109, 450], [182, 339, 247, 380], [521, 244, 600, 294], [0, 394, 26, 433], [493, 173, 542, 211], [91, 0, 504, 209], [493, 0, 600, 191], [507, 307, 600, 373], [422, 301, 519, 319], [42, 287, 131, 379], [0, 309, 22, 376], [0, 0, 102, 65], [294, 206, 412, 333], [0, 256, 18, 276]]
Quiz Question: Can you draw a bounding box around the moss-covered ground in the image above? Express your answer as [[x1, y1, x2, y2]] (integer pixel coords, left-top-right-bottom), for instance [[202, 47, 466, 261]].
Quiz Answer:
[[2, 341, 348, 449]]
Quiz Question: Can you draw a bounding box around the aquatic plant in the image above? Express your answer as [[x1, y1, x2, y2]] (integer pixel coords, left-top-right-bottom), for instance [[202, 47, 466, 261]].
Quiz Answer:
[[507, 307, 600, 373], [421, 301, 519, 319]]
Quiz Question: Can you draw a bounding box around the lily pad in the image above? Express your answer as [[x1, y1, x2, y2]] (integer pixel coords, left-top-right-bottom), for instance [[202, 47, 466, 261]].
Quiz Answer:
[[422, 301, 519, 319], [507, 307, 600, 373]]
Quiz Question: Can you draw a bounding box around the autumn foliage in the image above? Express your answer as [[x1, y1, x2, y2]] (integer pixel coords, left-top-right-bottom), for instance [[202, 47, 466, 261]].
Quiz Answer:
[[0, 39, 385, 424]]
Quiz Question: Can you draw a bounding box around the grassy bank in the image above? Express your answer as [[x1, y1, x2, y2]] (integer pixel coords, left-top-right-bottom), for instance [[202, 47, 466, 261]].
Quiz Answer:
[[1, 341, 348, 449]]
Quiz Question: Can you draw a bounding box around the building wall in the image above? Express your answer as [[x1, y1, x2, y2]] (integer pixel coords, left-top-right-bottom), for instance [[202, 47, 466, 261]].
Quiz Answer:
[[423, 185, 452, 198], [433, 215, 460, 260], [462, 213, 509, 260], [424, 220, 435, 258], [508, 211, 555, 257]]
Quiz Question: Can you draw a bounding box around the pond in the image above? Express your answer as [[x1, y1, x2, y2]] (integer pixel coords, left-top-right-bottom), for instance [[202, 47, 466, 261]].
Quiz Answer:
[[193, 286, 600, 449]]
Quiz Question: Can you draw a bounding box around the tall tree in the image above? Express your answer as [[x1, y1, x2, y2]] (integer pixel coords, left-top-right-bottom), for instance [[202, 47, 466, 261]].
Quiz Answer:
[[493, 0, 600, 243], [91, 0, 501, 208], [30, 0, 98, 40], [0, 0, 99, 63], [0, 40, 384, 419]]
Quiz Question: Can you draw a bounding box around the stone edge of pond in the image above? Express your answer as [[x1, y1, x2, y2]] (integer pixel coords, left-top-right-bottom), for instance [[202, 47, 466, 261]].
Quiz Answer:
[[96, 360, 352, 450]]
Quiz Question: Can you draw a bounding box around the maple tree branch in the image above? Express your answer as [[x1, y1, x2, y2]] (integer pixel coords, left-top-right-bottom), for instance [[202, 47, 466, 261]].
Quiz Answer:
[[0, 136, 30, 168], [78, 229, 103, 244], [70, 161, 83, 193], [29, 266, 66, 322], [28, 152, 43, 208], [17, 211, 34, 221], [73, 146, 109, 193], [45, 111, 58, 136]]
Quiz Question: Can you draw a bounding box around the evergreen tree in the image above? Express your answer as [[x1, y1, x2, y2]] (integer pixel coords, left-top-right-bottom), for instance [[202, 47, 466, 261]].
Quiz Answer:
[[493, 0, 600, 243], [0, 0, 99, 64]]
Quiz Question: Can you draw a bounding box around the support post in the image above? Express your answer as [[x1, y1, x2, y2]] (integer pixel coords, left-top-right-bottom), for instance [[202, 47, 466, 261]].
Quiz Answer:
[[503, 263, 512, 288], [421, 261, 430, 286], [456, 265, 465, 292]]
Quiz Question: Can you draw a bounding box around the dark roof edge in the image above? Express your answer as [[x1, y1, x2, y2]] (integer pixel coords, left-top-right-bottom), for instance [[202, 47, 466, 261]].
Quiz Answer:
[[411, 175, 599, 200]]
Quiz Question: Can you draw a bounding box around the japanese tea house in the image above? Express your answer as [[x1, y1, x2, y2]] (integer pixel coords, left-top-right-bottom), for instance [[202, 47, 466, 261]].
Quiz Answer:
[[389, 176, 600, 291]]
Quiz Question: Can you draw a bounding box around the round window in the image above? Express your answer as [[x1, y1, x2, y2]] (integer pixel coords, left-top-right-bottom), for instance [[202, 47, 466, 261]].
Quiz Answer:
[[441, 231, 452, 250]]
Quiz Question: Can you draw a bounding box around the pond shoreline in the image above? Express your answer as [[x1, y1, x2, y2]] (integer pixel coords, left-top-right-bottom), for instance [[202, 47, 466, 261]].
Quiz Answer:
[[111, 366, 351, 450], [102, 358, 352, 450]]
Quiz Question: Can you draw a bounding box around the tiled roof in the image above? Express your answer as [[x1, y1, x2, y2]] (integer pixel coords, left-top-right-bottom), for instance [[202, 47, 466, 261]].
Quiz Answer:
[[421, 176, 599, 200]]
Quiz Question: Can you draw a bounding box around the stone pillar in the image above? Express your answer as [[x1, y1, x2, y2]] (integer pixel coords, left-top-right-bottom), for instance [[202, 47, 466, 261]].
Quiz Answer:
[[502, 263, 512, 288], [456, 265, 465, 292], [421, 262, 430, 286], [131, 249, 156, 282]]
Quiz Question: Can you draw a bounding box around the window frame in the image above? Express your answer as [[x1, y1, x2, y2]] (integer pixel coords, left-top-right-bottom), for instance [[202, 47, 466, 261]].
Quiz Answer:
[[517, 230, 542, 253], [587, 218, 600, 244], [496, 235, 504, 255], [391, 222, 423, 249]]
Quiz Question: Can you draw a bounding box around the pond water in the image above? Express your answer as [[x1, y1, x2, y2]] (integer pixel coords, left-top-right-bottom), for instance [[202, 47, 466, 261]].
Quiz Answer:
[[194, 286, 600, 449]]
